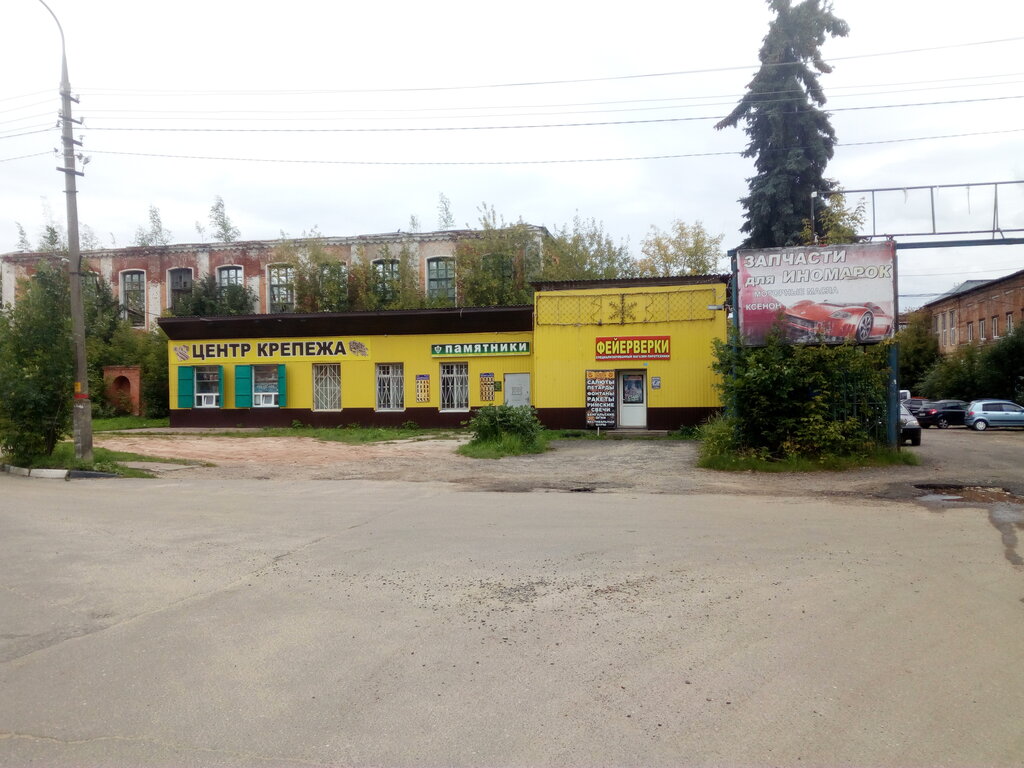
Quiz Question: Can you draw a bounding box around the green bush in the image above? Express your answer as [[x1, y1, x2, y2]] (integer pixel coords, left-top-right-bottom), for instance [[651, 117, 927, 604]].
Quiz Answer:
[[466, 405, 543, 450], [709, 330, 888, 461]]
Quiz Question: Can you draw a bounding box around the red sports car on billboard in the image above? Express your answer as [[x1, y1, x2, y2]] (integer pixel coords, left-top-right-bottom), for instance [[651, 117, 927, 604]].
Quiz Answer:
[[783, 300, 893, 343]]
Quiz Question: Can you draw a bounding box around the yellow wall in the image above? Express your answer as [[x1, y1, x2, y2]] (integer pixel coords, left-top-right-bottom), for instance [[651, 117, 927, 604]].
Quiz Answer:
[[168, 331, 533, 411], [532, 283, 727, 409]]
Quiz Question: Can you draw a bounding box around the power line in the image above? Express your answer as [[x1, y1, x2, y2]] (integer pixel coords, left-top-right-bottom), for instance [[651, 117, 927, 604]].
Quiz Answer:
[[73, 36, 1024, 97], [69, 127, 1024, 167], [70, 72, 1024, 121], [79, 94, 1024, 134]]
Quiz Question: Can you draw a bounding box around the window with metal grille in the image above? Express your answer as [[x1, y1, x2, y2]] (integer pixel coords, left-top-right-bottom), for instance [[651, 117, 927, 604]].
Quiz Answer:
[[218, 265, 242, 288], [376, 363, 404, 411], [313, 363, 341, 411], [440, 362, 469, 411], [195, 366, 220, 408], [269, 264, 295, 313], [427, 257, 455, 302], [121, 270, 146, 327], [169, 268, 193, 311]]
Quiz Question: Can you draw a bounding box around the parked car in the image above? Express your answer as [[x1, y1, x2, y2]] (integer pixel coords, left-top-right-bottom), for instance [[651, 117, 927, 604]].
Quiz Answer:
[[900, 404, 922, 446], [965, 400, 1024, 431], [916, 400, 968, 429], [903, 398, 932, 417], [783, 300, 894, 344]]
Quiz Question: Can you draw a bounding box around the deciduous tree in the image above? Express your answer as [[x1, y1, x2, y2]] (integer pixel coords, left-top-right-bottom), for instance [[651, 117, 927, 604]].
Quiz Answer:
[[540, 216, 636, 281], [0, 263, 73, 461], [209, 196, 241, 243], [456, 205, 540, 307], [636, 220, 723, 276], [134, 205, 172, 247]]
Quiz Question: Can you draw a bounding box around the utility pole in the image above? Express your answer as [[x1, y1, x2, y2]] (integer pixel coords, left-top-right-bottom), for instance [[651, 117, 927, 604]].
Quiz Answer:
[[39, 0, 92, 461]]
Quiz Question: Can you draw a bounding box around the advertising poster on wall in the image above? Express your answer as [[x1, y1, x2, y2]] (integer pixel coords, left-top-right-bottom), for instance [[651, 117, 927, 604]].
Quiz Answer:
[[736, 241, 897, 346], [585, 370, 615, 428]]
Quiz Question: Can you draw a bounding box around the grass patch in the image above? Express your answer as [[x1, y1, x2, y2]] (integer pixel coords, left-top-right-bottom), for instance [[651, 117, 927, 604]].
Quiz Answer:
[[698, 447, 920, 472], [93, 416, 170, 432], [20, 443, 201, 478]]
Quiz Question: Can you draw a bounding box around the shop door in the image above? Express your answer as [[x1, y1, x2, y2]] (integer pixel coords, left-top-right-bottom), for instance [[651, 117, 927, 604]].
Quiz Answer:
[[618, 371, 647, 428], [504, 373, 531, 407]]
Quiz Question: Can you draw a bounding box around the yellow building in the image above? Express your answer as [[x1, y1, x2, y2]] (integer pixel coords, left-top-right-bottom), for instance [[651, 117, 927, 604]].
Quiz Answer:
[[158, 277, 728, 430]]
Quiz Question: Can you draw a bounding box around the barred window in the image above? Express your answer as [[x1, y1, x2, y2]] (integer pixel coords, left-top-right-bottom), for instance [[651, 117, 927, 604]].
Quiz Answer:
[[427, 257, 456, 302], [121, 270, 146, 327], [440, 362, 469, 411], [313, 363, 341, 411], [376, 363, 404, 411], [269, 264, 294, 313]]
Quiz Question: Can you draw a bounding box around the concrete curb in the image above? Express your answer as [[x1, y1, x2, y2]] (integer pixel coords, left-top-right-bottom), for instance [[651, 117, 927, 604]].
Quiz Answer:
[[1, 464, 119, 480]]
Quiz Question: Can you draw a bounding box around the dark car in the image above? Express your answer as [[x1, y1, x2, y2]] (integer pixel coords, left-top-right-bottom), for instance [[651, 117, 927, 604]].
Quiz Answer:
[[903, 398, 932, 417], [965, 400, 1024, 431], [916, 400, 968, 429], [900, 404, 922, 446]]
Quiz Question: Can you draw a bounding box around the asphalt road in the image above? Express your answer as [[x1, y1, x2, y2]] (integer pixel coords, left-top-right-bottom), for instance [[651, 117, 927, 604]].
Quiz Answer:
[[2, 468, 1023, 766]]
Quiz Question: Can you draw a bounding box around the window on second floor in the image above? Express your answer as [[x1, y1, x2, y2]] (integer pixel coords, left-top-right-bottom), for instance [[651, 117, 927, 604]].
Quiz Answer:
[[967, 321, 974, 342], [427, 257, 456, 303], [121, 270, 146, 327], [373, 259, 400, 304], [268, 264, 295, 313], [168, 268, 193, 311], [1007, 312, 1014, 334], [218, 265, 243, 288], [992, 315, 999, 338], [979, 318, 986, 339]]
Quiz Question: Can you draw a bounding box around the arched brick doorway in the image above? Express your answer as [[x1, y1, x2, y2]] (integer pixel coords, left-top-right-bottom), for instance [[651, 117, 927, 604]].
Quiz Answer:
[[103, 366, 141, 415]]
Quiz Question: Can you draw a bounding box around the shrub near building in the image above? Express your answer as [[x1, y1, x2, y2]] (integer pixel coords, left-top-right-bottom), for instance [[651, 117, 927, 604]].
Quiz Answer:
[[703, 332, 889, 464]]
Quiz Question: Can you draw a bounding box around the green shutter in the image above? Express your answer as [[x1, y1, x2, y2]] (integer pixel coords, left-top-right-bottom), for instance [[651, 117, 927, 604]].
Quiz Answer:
[[217, 365, 224, 408], [177, 367, 194, 409], [277, 364, 287, 407], [235, 365, 252, 408]]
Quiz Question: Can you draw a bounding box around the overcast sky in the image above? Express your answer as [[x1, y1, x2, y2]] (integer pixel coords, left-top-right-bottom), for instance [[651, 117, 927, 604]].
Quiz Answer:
[[2, 0, 1021, 310]]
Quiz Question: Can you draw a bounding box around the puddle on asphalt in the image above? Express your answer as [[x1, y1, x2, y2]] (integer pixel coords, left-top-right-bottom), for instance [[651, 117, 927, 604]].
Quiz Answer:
[[915, 485, 1024, 568]]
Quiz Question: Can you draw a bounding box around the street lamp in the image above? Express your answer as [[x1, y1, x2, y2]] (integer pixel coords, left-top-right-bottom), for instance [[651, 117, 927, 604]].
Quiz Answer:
[[810, 190, 819, 244], [37, 0, 93, 461]]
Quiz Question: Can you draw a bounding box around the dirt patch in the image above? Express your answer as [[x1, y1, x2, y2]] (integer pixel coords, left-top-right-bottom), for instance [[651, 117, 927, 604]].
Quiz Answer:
[[96, 427, 1024, 499]]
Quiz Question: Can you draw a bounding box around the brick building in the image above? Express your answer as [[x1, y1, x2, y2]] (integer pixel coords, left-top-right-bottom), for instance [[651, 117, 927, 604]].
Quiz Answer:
[[920, 267, 1024, 353], [0, 227, 546, 330]]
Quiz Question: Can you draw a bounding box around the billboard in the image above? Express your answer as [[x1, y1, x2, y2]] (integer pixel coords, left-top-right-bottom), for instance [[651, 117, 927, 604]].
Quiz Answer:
[[735, 241, 896, 346]]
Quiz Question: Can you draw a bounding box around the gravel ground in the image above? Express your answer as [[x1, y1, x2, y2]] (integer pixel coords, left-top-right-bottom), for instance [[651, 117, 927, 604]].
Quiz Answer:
[[95, 426, 1024, 500]]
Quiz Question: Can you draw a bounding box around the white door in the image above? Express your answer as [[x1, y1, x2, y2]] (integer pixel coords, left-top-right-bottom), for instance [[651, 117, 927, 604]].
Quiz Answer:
[[618, 371, 647, 428], [504, 373, 531, 407]]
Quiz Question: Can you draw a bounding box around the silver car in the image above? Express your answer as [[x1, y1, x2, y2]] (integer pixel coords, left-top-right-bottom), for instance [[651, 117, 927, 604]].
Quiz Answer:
[[965, 400, 1024, 431]]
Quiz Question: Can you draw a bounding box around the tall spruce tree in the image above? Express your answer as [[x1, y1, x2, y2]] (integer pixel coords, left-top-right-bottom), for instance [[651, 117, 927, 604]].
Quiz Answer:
[[715, 0, 849, 248]]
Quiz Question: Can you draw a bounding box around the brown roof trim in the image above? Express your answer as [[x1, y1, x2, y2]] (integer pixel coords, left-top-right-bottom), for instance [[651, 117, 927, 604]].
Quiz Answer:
[[919, 266, 1024, 309], [157, 305, 534, 340], [531, 275, 730, 291]]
